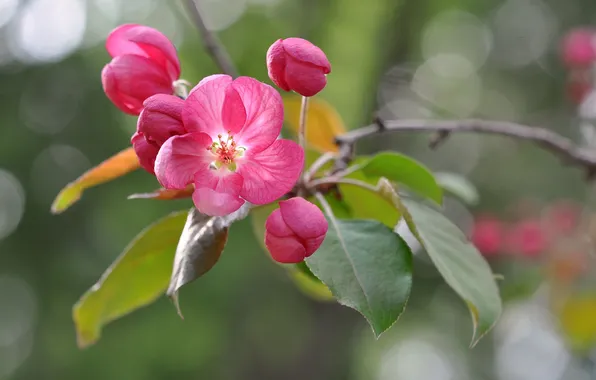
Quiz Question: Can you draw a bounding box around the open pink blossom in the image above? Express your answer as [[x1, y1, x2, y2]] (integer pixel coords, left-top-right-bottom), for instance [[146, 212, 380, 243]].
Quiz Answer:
[[155, 74, 304, 216], [132, 94, 185, 174], [266, 38, 331, 97], [102, 24, 181, 115], [265, 197, 328, 263]]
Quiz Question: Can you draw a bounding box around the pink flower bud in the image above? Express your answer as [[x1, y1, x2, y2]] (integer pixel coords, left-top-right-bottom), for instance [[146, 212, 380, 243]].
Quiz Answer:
[[131, 131, 159, 174], [266, 38, 331, 97], [137, 94, 185, 146], [132, 94, 186, 174], [561, 28, 596, 68], [470, 215, 503, 257], [505, 219, 547, 258], [265, 197, 328, 263], [102, 24, 181, 115], [566, 69, 592, 104]]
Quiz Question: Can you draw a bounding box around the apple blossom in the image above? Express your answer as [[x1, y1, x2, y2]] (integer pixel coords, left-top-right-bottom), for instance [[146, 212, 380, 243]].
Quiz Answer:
[[154, 74, 304, 216]]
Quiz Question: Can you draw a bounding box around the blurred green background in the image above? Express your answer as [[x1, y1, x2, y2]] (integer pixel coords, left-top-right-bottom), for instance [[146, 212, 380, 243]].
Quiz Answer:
[[3, 0, 596, 379]]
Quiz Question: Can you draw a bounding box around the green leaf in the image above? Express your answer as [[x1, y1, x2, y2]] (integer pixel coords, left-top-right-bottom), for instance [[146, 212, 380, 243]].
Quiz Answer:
[[361, 152, 443, 204], [306, 219, 413, 337], [435, 172, 479, 205], [73, 211, 188, 348], [168, 204, 251, 316], [341, 169, 400, 228], [400, 199, 502, 346]]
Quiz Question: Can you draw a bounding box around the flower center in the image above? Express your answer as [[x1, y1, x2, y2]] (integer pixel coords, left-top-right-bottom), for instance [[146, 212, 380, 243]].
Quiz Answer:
[[207, 132, 246, 172]]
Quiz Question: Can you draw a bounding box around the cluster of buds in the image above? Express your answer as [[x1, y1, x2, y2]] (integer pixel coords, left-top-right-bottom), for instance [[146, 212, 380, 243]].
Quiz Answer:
[[100, 24, 331, 264], [470, 200, 583, 260]]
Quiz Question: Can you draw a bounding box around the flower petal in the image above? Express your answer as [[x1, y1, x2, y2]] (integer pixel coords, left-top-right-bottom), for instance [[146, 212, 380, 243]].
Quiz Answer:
[[131, 132, 159, 174], [265, 232, 307, 263], [106, 24, 180, 80], [264, 207, 294, 238], [282, 38, 331, 73], [303, 235, 326, 257], [192, 172, 245, 216], [222, 86, 246, 134], [192, 187, 245, 216], [266, 39, 290, 91], [102, 55, 173, 115], [238, 139, 304, 204], [188, 74, 231, 97], [154, 132, 213, 189], [137, 94, 185, 145], [194, 168, 244, 194], [231, 77, 283, 152], [279, 197, 328, 239], [182, 74, 233, 137], [285, 57, 328, 97]]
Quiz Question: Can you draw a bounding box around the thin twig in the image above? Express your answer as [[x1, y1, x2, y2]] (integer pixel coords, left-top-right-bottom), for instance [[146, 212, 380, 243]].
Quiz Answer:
[[334, 118, 596, 179], [183, 0, 239, 77]]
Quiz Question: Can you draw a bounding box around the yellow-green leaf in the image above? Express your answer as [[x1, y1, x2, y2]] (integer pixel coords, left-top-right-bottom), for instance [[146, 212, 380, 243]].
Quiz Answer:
[[73, 210, 188, 348], [283, 96, 346, 153], [52, 147, 140, 214]]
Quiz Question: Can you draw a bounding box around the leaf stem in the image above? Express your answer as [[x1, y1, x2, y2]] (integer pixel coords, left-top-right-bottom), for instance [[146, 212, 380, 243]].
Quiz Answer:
[[313, 191, 336, 221], [299, 96, 309, 165], [304, 152, 335, 183], [309, 177, 378, 194]]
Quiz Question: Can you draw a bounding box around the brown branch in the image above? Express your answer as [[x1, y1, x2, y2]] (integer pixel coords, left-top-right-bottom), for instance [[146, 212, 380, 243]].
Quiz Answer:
[[184, 0, 238, 78], [333, 118, 596, 179]]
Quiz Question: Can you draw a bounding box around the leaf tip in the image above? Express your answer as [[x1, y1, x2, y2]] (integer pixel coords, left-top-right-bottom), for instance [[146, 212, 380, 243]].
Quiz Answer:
[[72, 303, 98, 349], [51, 184, 82, 214], [170, 293, 185, 320]]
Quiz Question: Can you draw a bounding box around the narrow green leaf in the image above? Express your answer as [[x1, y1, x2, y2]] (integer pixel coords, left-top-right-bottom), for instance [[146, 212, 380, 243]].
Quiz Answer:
[[306, 219, 413, 337], [168, 204, 251, 316], [362, 152, 443, 204], [400, 199, 502, 346], [73, 211, 188, 348], [435, 172, 479, 205]]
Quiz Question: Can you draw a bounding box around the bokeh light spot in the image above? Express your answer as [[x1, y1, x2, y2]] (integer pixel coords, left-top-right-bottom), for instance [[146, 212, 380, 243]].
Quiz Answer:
[[0, 169, 25, 241]]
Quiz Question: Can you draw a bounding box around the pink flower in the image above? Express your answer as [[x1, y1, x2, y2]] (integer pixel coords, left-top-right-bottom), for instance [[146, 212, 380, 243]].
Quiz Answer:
[[265, 197, 328, 263], [470, 216, 503, 257], [155, 74, 304, 216], [561, 28, 596, 68], [132, 94, 186, 174], [266, 38, 331, 97], [102, 24, 181, 115]]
